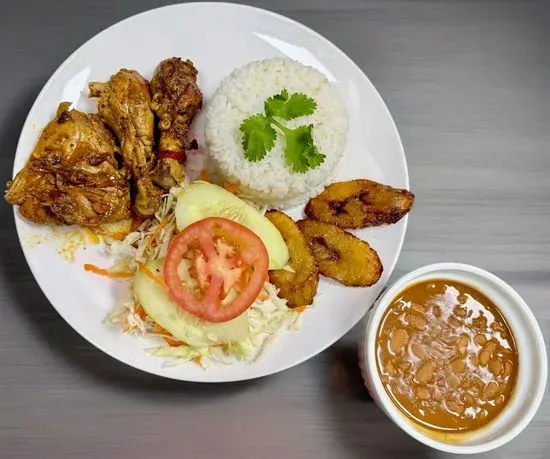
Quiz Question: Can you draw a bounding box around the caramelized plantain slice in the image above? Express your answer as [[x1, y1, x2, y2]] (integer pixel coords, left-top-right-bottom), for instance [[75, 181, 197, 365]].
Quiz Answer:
[[277, 271, 319, 310], [266, 211, 319, 308], [305, 179, 414, 229], [297, 219, 382, 287]]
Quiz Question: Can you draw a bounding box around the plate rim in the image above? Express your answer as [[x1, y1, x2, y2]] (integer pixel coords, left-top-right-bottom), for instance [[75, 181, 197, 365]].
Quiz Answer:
[[12, 1, 410, 382]]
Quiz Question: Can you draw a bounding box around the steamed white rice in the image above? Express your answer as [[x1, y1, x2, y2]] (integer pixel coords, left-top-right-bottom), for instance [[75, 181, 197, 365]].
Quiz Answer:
[[205, 58, 348, 209]]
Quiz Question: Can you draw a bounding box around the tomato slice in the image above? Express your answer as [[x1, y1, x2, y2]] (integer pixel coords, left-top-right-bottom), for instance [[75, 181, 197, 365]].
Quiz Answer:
[[163, 217, 269, 323]]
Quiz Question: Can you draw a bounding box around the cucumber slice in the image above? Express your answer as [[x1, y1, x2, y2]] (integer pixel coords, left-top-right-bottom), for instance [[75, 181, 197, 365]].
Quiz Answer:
[[175, 181, 289, 269], [134, 259, 249, 347]]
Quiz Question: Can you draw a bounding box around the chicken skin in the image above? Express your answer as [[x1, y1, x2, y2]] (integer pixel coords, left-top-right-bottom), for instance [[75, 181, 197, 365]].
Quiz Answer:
[[89, 69, 162, 216], [5, 102, 131, 227], [150, 58, 202, 190]]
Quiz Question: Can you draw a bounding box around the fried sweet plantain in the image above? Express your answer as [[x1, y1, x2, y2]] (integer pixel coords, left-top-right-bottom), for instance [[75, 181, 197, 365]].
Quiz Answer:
[[305, 179, 414, 229], [280, 271, 319, 310], [266, 211, 319, 308], [297, 219, 382, 287]]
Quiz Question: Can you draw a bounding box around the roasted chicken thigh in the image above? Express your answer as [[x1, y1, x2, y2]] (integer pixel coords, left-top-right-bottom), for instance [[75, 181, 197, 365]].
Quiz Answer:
[[5, 102, 131, 226]]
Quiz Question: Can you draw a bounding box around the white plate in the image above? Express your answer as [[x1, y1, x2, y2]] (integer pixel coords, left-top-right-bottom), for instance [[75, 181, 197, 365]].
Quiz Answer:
[[13, 2, 409, 382]]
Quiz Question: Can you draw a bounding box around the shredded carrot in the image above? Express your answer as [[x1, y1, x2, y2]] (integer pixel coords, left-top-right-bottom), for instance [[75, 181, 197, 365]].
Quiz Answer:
[[152, 323, 184, 346], [84, 263, 134, 279], [137, 261, 166, 289], [294, 305, 308, 313], [193, 355, 202, 365], [257, 289, 270, 302], [154, 324, 167, 334], [135, 304, 147, 320], [199, 169, 210, 182], [165, 337, 184, 346], [155, 214, 171, 234], [224, 182, 239, 194], [145, 214, 171, 251]]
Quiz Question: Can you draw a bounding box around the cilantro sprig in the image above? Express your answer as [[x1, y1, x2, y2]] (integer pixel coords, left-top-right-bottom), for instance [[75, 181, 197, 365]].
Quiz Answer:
[[239, 89, 325, 173]]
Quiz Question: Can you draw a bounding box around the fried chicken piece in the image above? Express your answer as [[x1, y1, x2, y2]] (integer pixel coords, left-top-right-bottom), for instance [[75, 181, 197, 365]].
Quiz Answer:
[[5, 102, 131, 227], [89, 69, 162, 216], [266, 211, 319, 308], [150, 57, 203, 190], [305, 179, 414, 229], [151, 155, 184, 191], [297, 219, 382, 287]]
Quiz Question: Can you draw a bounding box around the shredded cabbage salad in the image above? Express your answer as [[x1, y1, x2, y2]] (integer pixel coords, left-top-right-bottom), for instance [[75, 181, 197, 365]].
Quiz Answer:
[[103, 185, 303, 368]]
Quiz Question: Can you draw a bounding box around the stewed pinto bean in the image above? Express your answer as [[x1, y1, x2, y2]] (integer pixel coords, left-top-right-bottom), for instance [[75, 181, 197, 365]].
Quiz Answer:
[[376, 279, 518, 433]]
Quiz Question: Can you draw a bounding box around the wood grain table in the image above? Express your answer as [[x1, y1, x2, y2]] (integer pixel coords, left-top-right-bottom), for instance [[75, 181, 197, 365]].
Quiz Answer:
[[0, 1, 548, 458]]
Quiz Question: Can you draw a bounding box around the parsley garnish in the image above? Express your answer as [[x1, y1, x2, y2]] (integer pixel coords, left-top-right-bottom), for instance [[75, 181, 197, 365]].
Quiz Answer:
[[264, 89, 317, 120], [240, 115, 276, 162], [239, 89, 325, 173]]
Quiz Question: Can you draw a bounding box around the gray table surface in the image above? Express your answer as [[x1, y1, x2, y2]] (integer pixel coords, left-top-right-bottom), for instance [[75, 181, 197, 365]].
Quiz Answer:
[[1, 0, 549, 458]]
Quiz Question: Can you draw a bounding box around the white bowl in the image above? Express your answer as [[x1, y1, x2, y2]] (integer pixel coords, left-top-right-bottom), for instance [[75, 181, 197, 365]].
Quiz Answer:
[[359, 263, 547, 454]]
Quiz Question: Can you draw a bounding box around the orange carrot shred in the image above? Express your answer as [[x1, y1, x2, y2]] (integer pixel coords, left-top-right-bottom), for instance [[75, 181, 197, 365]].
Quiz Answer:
[[137, 262, 166, 289], [152, 323, 184, 346], [193, 355, 202, 365], [84, 264, 133, 279], [135, 304, 147, 320], [199, 169, 210, 182], [257, 289, 269, 302], [145, 215, 170, 250], [154, 324, 167, 334], [164, 336, 184, 347], [224, 182, 239, 194]]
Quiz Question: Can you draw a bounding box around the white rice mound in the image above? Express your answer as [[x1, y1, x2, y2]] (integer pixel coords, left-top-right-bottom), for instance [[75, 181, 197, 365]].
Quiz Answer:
[[205, 58, 348, 209]]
